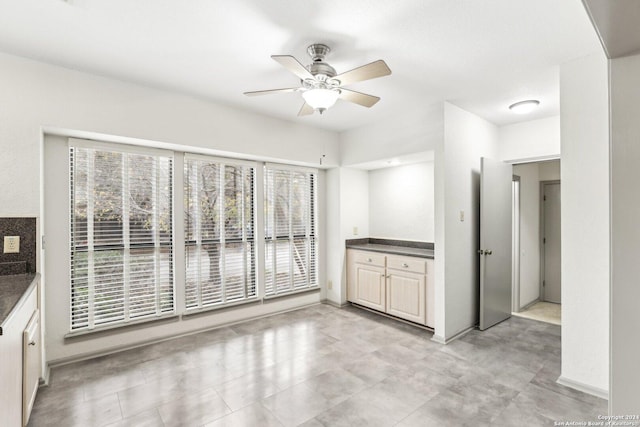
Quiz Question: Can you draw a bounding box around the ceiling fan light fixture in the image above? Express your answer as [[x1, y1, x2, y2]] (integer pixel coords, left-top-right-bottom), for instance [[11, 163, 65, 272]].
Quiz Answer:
[[509, 99, 540, 114], [302, 88, 339, 111]]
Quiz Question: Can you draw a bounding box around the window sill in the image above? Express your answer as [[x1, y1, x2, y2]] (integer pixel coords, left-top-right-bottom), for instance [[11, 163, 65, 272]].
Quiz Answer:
[[181, 297, 261, 318], [64, 313, 179, 341], [263, 286, 320, 301]]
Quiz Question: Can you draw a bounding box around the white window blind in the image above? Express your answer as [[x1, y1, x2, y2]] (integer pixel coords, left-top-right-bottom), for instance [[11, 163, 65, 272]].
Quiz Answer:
[[69, 144, 174, 331], [264, 165, 318, 296], [184, 156, 256, 310]]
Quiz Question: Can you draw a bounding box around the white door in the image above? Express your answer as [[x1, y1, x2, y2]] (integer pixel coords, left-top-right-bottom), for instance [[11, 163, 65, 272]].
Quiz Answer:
[[480, 157, 513, 330], [542, 182, 561, 303]]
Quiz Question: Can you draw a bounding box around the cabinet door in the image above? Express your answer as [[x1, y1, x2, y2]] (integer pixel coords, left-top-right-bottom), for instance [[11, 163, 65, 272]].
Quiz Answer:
[[354, 264, 386, 312], [23, 310, 41, 426], [386, 269, 425, 324]]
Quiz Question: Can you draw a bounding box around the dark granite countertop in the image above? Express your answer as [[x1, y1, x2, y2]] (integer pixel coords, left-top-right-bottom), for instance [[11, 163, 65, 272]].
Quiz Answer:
[[346, 243, 434, 259], [0, 273, 39, 335]]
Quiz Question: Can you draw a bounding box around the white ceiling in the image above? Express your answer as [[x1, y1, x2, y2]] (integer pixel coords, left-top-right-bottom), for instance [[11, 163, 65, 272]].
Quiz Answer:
[[0, 0, 602, 132]]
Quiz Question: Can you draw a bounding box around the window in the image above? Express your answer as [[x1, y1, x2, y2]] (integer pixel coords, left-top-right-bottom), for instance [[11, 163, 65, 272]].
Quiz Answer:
[[264, 164, 318, 296], [184, 156, 256, 310], [69, 142, 174, 331]]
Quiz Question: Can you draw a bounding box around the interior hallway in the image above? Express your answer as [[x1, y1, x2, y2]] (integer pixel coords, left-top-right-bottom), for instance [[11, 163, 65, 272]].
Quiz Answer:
[[513, 302, 561, 326]]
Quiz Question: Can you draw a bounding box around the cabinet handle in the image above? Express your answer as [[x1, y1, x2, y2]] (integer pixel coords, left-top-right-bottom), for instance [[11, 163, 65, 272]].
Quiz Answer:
[[28, 340, 36, 346], [402, 263, 409, 268]]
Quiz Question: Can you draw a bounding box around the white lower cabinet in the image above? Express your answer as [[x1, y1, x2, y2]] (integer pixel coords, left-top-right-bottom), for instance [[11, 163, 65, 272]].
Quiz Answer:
[[0, 279, 40, 427], [347, 249, 434, 328], [386, 269, 425, 324], [354, 264, 386, 312]]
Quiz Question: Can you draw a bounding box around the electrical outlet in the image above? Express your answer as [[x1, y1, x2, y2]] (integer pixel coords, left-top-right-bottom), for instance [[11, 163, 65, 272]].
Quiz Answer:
[[353, 226, 358, 236], [328, 280, 333, 290], [4, 236, 20, 254], [459, 210, 465, 222]]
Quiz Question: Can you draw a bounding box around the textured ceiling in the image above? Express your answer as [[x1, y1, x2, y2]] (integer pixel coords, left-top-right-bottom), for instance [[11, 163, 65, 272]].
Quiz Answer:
[[0, 0, 602, 132]]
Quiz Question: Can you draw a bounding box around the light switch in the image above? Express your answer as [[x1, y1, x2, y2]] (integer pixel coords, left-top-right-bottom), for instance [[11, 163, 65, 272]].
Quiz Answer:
[[4, 236, 20, 253]]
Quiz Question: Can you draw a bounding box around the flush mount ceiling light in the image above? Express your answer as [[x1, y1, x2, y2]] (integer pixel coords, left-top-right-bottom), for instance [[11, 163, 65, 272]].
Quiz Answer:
[[509, 99, 540, 114], [244, 43, 392, 116]]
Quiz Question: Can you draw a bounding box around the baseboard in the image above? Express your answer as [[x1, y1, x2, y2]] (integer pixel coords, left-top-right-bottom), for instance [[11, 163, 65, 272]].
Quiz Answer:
[[321, 299, 349, 308], [431, 334, 447, 344], [557, 376, 609, 400], [431, 325, 475, 345], [518, 298, 540, 312]]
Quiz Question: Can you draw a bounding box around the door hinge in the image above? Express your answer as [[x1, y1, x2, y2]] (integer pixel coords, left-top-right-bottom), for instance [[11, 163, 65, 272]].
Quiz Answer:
[[544, 195, 546, 201], [543, 237, 546, 244], [41, 235, 45, 250], [543, 280, 546, 287]]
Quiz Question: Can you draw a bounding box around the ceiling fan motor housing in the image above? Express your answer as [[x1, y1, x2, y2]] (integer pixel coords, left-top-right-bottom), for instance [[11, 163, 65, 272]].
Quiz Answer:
[[307, 43, 330, 62]]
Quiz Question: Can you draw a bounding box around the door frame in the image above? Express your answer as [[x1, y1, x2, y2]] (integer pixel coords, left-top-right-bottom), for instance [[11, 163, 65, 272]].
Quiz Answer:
[[512, 175, 521, 313], [540, 180, 561, 302]]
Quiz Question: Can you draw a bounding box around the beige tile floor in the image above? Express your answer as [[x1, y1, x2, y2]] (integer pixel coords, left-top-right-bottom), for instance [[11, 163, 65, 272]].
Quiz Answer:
[[29, 303, 604, 427], [513, 301, 561, 325]]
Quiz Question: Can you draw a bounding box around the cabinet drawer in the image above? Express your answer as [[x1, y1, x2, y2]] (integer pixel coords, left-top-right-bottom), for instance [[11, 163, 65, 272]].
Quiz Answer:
[[351, 250, 386, 267], [387, 255, 426, 274]]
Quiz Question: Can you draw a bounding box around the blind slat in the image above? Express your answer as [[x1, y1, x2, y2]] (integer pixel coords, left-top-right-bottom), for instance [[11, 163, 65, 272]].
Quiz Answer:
[[184, 158, 256, 310], [264, 166, 318, 296], [70, 145, 175, 331]]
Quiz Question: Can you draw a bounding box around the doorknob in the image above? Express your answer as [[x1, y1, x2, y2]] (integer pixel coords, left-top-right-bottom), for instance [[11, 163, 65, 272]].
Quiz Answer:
[[478, 249, 484, 255]]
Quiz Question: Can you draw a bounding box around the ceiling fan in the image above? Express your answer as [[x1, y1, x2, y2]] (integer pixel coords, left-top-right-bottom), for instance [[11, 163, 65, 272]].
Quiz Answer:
[[244, 44, 392, 116]]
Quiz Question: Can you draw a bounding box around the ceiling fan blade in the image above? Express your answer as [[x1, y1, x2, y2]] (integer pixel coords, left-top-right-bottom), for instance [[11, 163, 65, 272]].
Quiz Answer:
[[271, 55, 314, 80], [338, 88, 380, 108], [244, 88, 299, 97], [298, 102, 315, 116], [333, 60, 391, 86]]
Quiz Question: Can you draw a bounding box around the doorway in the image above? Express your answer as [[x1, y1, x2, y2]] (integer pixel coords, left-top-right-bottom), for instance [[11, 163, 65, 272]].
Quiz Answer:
[[510, 159, 561, 325]]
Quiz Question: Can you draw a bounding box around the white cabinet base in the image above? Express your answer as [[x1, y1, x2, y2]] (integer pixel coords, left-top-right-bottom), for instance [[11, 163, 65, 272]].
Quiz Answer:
[[386, 270, 426, 324], [347, 249, 434, 329]]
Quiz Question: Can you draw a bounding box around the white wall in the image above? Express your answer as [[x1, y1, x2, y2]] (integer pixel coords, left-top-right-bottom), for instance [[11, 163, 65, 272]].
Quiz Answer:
[[610, 52, 640, 413], [538, 160, 561, 180], [0, 52, 339, 217], [0, 52, 341, 363], [435, 102, 498, 341], [340, 104, 444, 166], [324, 167, 369, 305], [559, 52, 609, 396], [368, 162, 434, 242], [498, 116, 561, 162], [513, 163, 541, 308]]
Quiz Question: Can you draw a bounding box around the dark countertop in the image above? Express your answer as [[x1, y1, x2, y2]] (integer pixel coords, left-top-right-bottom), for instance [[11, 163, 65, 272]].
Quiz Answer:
[[346, 243, 434, 259], [0, 273, 39, 335]]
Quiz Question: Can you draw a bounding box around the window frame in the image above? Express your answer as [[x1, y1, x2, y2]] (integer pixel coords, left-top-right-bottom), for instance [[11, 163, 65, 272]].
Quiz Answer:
[[68, 138, 176, 333], [183, 154, 258, 313], [263, 163, 319, 298]]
